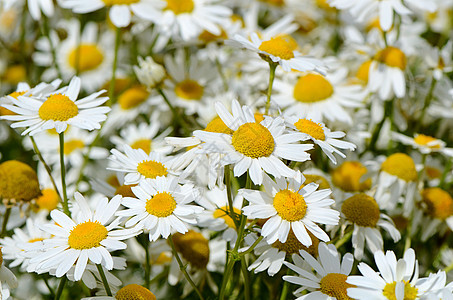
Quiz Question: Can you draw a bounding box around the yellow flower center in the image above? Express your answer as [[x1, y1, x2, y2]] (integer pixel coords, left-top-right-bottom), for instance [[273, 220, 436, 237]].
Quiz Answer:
[[421, 188, 453, 220], [172, 230, 210, 269], [254, 112, 265, 123], [375, 46, 407, 70], [3, 65, 26, 84], [258, 36, 296, 60], [382, 280, 418, 300], [260, 0, 285, 6], [107, 175, 120, 188], [137, 160, 168, 179], [35, 188, 59, 211], [145, 192, 176, 218], [273, 189, 307, 222], [294, 118, 325, 140], [118, 85, 149, 110], [68, 220, 108, 250], [413, 134, 441, 149], [213, 206, 241, 228], [303, 174, 331, 190], [131, 138, 152, 155], [293, 74, 334, 103], [0, 248, 3, 266], [0, 160, 40, 202], [38, 94, 79, 121], [174, 79, 204, 100], [153, 252, 172, 265], [320, 273, 355, 300], [366, 18, 385, 32], [115, 184, 136, 198], [102, 0, 140, 6], [342, 193, 380, 227], [356, 60, 372, 83], [231, 122, 275, 158], [67, 44, 104, 73], [391, 215, 408, 231], [381, 153, 417, 182], [272, 229, 318, 255], [426, 166, 441, 179], [63, 139, 84, 155], [198, 29, 228, 43], [204, 117, 234, 134], [28, 237, 44, 243], [115, 284, 156, 300], [1, 91, 27, 116], [332, 161, 371, 192], [316, 0, 336, 11], [165, 0, 194, 14]]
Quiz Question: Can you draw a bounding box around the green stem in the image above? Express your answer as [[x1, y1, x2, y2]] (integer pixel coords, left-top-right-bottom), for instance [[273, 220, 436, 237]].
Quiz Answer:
[[240, 258, 250, 300], [404, 218, 412, 252], [96, 264, 112, 296], [241, 236, 264, 256], [334, 228, 353, 249], [157, 88, 191, 135], [440, 158, 452, 189], [108, 27, 122, 105], [54, 276, 67, 300], [215, 57, 228, 92], [59, 133, 70, 217], [279, 270, 290, 300], [168, 235, 205, 300], [43, 277, 55, 298], [264, 62, 277, 115], [444, 260, 453, 273], [225, 165, 239, 228], [416, 78, 437, 132], [0, 207, 12, 238], [144, 238, 151, 289]]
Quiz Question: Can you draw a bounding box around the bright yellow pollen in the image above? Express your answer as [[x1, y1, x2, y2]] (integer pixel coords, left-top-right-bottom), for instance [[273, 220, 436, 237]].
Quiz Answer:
[[198, 29, 228, 43], [154, 252, 172, 265], [254, 113, 265, 123], [213, 206, 241, 228], [232, 123, 275, 158], [28, 237, 44, 243], [165, 0, 194, 14], [39, 94, 78, 121], [259, 37, 295, 60], [174, 79, 204, 100], [294, 119, 325, 140], [172, 230, 210, 269], [131, 139, 152, 155], [68, 44, 104, 72], [68, 220, 108, 250], [332, 161, 372, 192], [320, 273, 355, 300], [293, 74, 334, 103], [3, 65, 26, 84], [381, 153, 417, 182], [115, 184, 136, 198], [272, 229, 318, 255], [35, 188, 59, 211], [0, 90, 26, 116], [425, 166, 441, 179], [273, 189, 307, 222], [115, 284, 156, 300], [342, 193, 380, 227], [118, 86, 149, 110], [146, 192, 176, 217], [204, 117, 234, 134], [8, 90, 27, 100], [421, 188, 453, 220], [63, 139, 85, 155], [0, 160, 40, 202], [137, 160, 168, 179], [414, 134, 441, 149], [356, 60, 372, 83], [102, 0, 140, 6], [303, 174, 331, 190], [382, 280, 418, 300], [375, 46, 407, 70]]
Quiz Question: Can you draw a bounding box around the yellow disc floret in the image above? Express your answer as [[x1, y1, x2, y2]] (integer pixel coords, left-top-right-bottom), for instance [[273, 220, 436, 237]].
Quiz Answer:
[[3, 65, 26, 84], [68, 220, 108, 250], [232, 123, 275, 158], [414, 134, 441, 149], [273, 189, 307, 222], [137, 160, 168, 179], [294, 118, 326, 140], [115, 184, 136, 198], [39, 94, 78, 121], [213, 206, 241, 228], [174, 79, 204, 100], [356, 60, 372, 83], [118, 85, 149, 110], [382, 280, 418, 300], [272, 229, 318, 255], [293, 74, 334, 103], [320, 273, 355, 300], [204, 117, 234, 134], [0, 160, 40, 202], [259, 36, 296, 60], [421, 187, 453, 220], [68, 44, 104, 72], [131, 139, 152, 155], [115, 284, 156, 300], [0, 91, 27, 116], [35, 188, 59, 211], [375, 46, 407, 70], [342, 193, 380, 227], [102, 0, 140, 6], [165, 0, 194, 14], [303, 174, 331, 190], [63, 139, 85, 155], [172, 230, 210, 269], [381, 153, 417, 182], [332, 161, 371, 192], [146, 192, 176, 217]]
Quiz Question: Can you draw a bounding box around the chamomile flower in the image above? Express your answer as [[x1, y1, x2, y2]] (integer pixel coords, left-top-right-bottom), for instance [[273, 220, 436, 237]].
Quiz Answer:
[[283, 242, 354, 300], [116, 176, 203, 241], [241, 172, 339, 246], [393, 132, 453, 157], [82, 284, 156, 300], [1, 76, 110, 135], [194, 99, 313, 185], [30, 193, 138, 281]]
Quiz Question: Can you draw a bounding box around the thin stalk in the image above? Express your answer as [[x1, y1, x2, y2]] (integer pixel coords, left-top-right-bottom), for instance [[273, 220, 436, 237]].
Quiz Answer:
[[416, 78, 437, 132], [43, 277, 55, 298], [335, 229, 353, 249], [108, 27, 122, 105], [440, 158, 452, 188], [279, 271, 290, 300], [157, 88, 191, 135], [404, 218, 413, 252], [241, 236, 264, 256], [444, 261, 453, 273], [54, 276, 67, 300], [168, 235, 205, 300], [0, 206, 12, 237], [59, 133, 70, 217], [264, 62, 277, 115], [225, 165, 239, 228], [215, 57, 228, 92], [240, 258, 250, 300], [96, 264, 112, 296]]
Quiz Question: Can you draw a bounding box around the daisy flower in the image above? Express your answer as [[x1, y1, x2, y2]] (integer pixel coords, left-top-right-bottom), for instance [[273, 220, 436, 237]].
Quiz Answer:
[[30, 193, 138, 281], [1, 76, 110, 135], [116, 176, 203, 241], [241, 172, 339, 246], [283, 242, 354, 300], [393, 132, 453, 157], [194, 99, 313, 185], [82, 284, 156, 300], [133, 56, 166, 89], [285, 116, 357, 164], [108, 145, 174, 185]]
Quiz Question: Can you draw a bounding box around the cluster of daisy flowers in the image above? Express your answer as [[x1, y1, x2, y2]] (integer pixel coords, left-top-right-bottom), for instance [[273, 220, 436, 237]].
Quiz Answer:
[[0, 0, 453, 299]]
